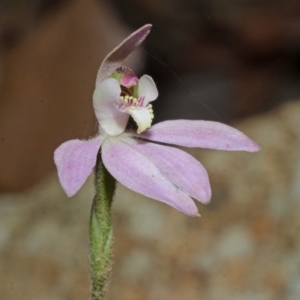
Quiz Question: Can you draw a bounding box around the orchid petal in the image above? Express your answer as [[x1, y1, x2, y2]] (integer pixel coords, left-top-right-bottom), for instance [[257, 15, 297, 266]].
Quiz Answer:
[[96, 24, 152, 83], [140, 120, 261, 152], [54, 139, 101, 196], [101, 137, 199, 216], [131, 141, 211, 203], [93, 78, 129, 136], [138, 75, 158, 105]]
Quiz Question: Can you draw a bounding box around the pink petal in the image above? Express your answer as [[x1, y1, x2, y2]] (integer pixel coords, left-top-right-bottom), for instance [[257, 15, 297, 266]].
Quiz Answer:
[[54, 139, 101, 196], [101, 137, 199, 216], [138, 75, 158, 104], [131, 142, 211, 203], [140, 120, 261, 152], [96, 24, 152, 83], [93, 78, 129, 136]]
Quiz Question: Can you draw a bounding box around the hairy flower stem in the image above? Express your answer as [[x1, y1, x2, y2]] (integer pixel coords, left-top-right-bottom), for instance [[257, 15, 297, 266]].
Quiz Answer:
[[90, 153, 116, 300]]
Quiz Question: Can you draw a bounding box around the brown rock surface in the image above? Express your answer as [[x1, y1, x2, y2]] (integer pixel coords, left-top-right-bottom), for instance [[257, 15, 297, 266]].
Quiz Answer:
[[1, 101, 300, 299]]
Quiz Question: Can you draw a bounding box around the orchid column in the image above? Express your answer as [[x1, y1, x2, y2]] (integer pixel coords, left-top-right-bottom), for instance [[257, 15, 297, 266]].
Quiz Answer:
[[54, 25, 260, 299]]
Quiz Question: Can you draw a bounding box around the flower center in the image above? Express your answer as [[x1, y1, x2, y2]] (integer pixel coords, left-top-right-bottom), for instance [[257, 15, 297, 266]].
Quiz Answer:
[[119, 94, 154, 134], [119, 95, 143, 108]]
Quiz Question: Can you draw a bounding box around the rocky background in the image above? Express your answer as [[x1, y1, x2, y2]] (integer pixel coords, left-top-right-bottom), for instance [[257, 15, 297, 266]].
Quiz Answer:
[[1, 101, 300, 300], [0, 0, 300, 299]]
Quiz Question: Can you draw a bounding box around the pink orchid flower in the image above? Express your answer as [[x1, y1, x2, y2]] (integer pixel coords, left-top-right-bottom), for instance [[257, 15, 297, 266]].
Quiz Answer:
[[54, 24, 260, 216]]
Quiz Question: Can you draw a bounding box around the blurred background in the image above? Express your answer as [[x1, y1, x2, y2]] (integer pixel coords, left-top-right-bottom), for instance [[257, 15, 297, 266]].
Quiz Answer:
[[0, 0, 300, 299]]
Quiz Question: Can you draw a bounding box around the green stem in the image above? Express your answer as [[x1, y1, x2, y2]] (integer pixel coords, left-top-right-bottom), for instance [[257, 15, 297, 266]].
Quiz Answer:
[[89, 153, 116, 300]]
